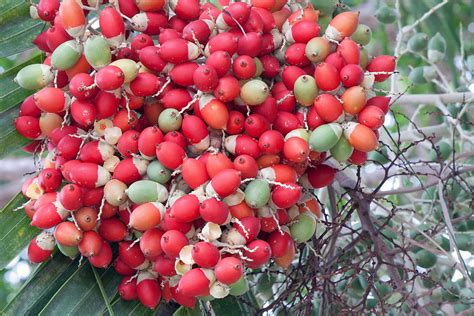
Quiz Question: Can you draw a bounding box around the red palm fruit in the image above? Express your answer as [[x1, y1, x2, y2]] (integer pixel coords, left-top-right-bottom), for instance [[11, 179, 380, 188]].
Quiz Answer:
[[56, 134, 82, 160], [46, 25, 71, 51], [59, 0, 86, 38], [229, 201, 255, 219], [205, 32, 239, 56], [169, 62, 199, 86], [114, 258, 135, 276], [237, 32, 263, 57], [89, 240, 113, 268], [19, 95, 41, 117], [207, 169, 241, 198], [49, 125, 77, 146], [286, 20, 320, 43], [252, 6, 276, 31], [218, 2, 251, 27], [169, 0, 200, 20], [140, 228, 164, 260], [138, 126, 163, 159], [243, 239, 271, 268], [54, 221, 82, 246], [225, 135, 261, 159], [193, 65, 219, 92], [117, 130, 139, 158], [200, 198, 229, 225], [161, 211, 192, 233], [161, 230, 188, 258], [273, 112, 302, 135], [305, 164, 336, 189], [78, 231, 103, 257], [28, 232, 55, 263], [95, 65, 125, 91], [344, 122, 379, 152], [274, 89, 296, 113], [192, 242, 220, 268], [358, 105, 385, 129], [178, 268, 211, 297], [341, 86, 367, 115], [259, 130, 284, 154], [37, 168, 62, 192], [37, 0, 60, 22], [31, 202, 68, 229], [182, 158, 209, 189], [131, 12, 167, 35], [367, 55, 397, 82], [144, 99, 164, 125], [267, 230, 292, 258], [271, 182, 302, 208], [215, 257, 244, 285], [130, 202, 164, 231], [99, 6, 125, 47], [260, 55, 280, 80], [283, 137, 309, 163], [153, 254, 177, 276], [24, 200, 36, 219], [95, 91, 120, 119], [112, 157, 147, 185], [119, 276, 138, 301], [59, 184, 82, 211], [198, 95, 229, 129], [232, 55, 257, 80], [243, 8, 265, 33], [285, 43, 311, 67], [34, 87, 68, 113], [325, 11, 359, 41], [34, 192, 57, 210], [68, 73, 97, 100], [119, 241, 147, 269], [137, 273, 161, 309], [156, 141, 186, 169], [182, 20, 212, 44], [117, 0, 139, 18], [337, 38, 360, 65], [138, 46, 168, 73], [205, 51, 232, 78], [366, 96, 391, 114], [159, 39, 200, 64], [282, 66, 306, 90], [226, 111, 245, 135], [205, 153, 234, 178], [274, 239, 295, 269], [79, 141, 113, 165], [65, 54, 91, 79], [69, 163, 110, 189], [80, 187, 104, 207], [101, 202, 118, 219], [162, 89, 193, 111], [234, 155, 258, 179], [169, 195, 200, 223], [15, 116, 41, 140], [131, 33, 154, 53], [70, 100, 96, 127], [129, 72, 160, 97], [349, 149, 368, 165], [314, 62, 340, 91], [75, 207, 98, 231], [182, 115, 209, 145], [325, 52, 347, 72], [137, 0, 166, 11], [245, 114, 270, 138], [98, 218, 127, 242], [253, 96, 278, 123], [158, 28, 181, 44], [214, 76, 240, 103], [340, 64, 364, 88], [112, 109, 138, 132], [234, 216, 261, 242], [313, 94, 344, 123], [170, 285, 197, 308]]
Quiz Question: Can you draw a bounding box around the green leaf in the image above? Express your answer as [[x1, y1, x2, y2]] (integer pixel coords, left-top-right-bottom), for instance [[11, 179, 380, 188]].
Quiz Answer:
[[0, 192, 39, 270], [0, 129, 31, 159], [0, 0, 45, 57], [209, 295, 254, 316], [173, 305, 202, 316]]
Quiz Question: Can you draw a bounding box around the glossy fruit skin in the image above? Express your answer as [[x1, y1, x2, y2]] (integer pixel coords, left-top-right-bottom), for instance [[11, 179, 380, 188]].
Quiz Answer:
[[140, 228, 164, 260], [89, 240, 113, 268], [54, 221, 83, 246], [200, 198, 229, 225], [192, 242, 220, 268], [314, 62, 340, 91], [367, 55, 397, 82], [119, 276, 138, 301], [243, 239, 272, 268], [28, 232, 55, 263], [215, 257, 244, 285], [137, 275, 162, 309], [161, 230, 188, 258], [177, 268, 210, 297], [78, 231, 103, 257]]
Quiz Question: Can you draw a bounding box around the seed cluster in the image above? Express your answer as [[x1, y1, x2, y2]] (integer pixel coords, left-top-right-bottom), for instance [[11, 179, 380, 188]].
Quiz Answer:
[[15, 0, 395, 310]]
